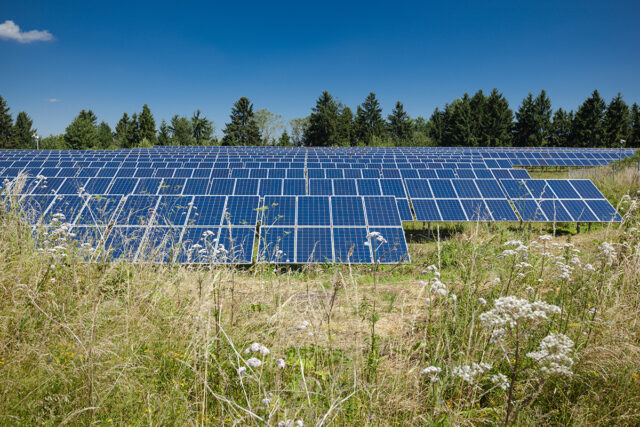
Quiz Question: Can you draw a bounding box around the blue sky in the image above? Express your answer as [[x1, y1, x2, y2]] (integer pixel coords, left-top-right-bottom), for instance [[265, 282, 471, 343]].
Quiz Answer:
[[1, 0, 639, 137]]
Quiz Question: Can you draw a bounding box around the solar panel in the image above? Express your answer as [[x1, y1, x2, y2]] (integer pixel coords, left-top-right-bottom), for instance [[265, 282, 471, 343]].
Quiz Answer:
[[234, 178, 259, 195], [333, 227, 371, 263], [396, 198, 414, 221], [138, 226, 183, 263], [261, 196, 296, 226], [45, 195, 86, 224], [429, 179, 457, 198], [364, 196, 402, 226], [187, 196, 226, 226], [405, 179, 432, 198], [77, 195, 122, 226], [475, 179, 506, 198], [258, 226, 295, 263], [501, 180, 531, 199], [331, 196, 366, 226], [154, 195, 191, 226], [116, 195, 158, 225], [357, 179, 381, 196], [485, 199, 519, 221], [297, 196, 331, 226], [259, 179, 283, 196], [104, 226, 146, 261], [333, 179, 358, 196], [135, 178, 161, 195], [379, 179, 406, 198], [586, 200, 621, 222], [436, 199, 467, 221], [218, 227, 255, 263], [569, 180, 605, 199], [461, 199, 492, 221], [546, 179, 580, 199], [183, 178, 209, 195], [412, 199, 442, 222], [512, 199, 547, 222], [561, 199, 598, 222], [223, 196, 260, 226], [539, 200, 573, 222], [20, 195, 55, 224], [367, 227, 409, 263], [208, 178, 235, 195], [524, 180, 555, 199], [452, 179, 481, 198], [296, 227, 333, 263], [282, 179, 307, 195]]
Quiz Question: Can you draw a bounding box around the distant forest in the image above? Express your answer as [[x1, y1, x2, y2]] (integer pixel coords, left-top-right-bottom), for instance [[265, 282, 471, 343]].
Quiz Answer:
[[1, 89, 639, 150]]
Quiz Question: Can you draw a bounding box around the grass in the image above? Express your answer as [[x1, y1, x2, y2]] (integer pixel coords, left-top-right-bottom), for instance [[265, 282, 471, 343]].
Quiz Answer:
[[1, 164, 640, 425]]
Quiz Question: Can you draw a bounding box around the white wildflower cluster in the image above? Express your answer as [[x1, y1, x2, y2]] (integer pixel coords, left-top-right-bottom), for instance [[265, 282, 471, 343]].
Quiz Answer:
[[479, 296, 561, 343], [430, 278, 447, 297], [490, 373, 509, 390], [597, 242, 617, 265], [419, 366, 442, 383], [498, 240, 529, 259], [364, 231, 387, 246], [452, 362, 492, 385], [245, 342, 270, 355], [526, 333, 574, 376], [278, 420, 303, 427], [296, 320, 311, 331], [186, 230, 229, 263], [275, 358, 286, 369], [37, 214, 83, 259], [246, 357, 262, 368]]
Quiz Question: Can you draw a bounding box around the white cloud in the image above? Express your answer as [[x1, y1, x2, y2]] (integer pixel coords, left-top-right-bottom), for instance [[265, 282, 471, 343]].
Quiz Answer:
[[46, 98, 59, 103], [0, 20, 54, 43]]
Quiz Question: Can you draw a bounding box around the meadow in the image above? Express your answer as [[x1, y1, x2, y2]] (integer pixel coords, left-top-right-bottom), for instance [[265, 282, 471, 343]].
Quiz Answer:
[[1, 162, 639, 426]]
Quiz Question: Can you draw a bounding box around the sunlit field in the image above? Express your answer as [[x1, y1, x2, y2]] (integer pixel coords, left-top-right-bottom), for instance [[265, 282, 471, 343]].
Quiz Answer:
[[1, 160, 640, 426]]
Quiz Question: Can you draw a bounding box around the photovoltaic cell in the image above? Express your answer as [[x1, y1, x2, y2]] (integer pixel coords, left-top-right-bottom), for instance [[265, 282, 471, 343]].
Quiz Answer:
[[452, 179, 481, 198], [485, 199, 519, 221], [218, 227, 255, 263], [395, 198, 414, 221], [367, 227, 409, 263], [512, 199, 547, 222], [561, 199, 598, 222], [461, 199, 492, 221], [333, 227, 371, 263], [429, 179, 457, 198], [297, 227, 333, 263], [539, 200, 573, 222], [546, 180, 580, 198], [331, 196, 366, 226], [297, 196, 331, 226], [234, 178, 259, 195], [259, 179, 283, 196], [475, 179, 506, 198], [309, 179, 333, 196], [357, 179, 381, 196], [223, 196, 260, 226], [187, 196, 226, 226], [183, 178, 209, 195], [569, 180, 605, 199], [77, 195, 122, 225], [261, 196, 296, 226], [116, 195, 158, 225], [524, 180, 555, 199], [412, 199, 441, 221], [104, 226, 146, 261], [282, 179, 307, 195], [364, 196, 402, 226], [501, 180, 531, 199], [258, 226, 295, 263], [333, 179, 358, 196], [208, 178, 235, 195], [45, 195, 86, 224], [405, 179, 432, 198], [586, 200, 621, 222], [436, 199, 467, 221], [154, 195, 191, 226], [379, 179, 406, 198]]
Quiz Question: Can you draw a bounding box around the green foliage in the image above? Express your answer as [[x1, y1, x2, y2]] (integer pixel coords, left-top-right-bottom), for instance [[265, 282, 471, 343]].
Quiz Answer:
[[603, 93, 630, 147], [64, 109, 98, 150], [550, 108, 573, 147], [289, 117, 309, 146], [484, 88, 514, 147], [221, 97, 261, 146], [96, 121, 114, 149], [277, 130, 291, 146], [12, 111, 36, 149], [354, 92, 385, 145], [630, 103, 640, 147], [304, 91, 342, 147], [513, 90, 552, 147], [138, 104, 157, 145], [0, 95, 13, 149], [387, 101, 412, 143], [39, 134, 67, 150], [157, 119, 171, 146], [254, 108, 284, 145], [191, 110, 213, 145], [571, 89, 606, 147], [169, 115, 195, 146]]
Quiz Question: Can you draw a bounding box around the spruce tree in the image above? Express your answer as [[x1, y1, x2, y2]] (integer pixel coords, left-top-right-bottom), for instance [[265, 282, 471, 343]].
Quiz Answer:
[[603, 93, 630, 147], [192, 110, 214, 145], [157, 119, 171, 146], [387, 101, 412, 144], [354, 92, 385, 145], [114, 113, 131, 148], [630, 103, 640, 147], [337, 106, 354, 146], [278, 130, 291, 146], [571, 90, 606, 147], [221, 97, 261, 146], [469, 90, 487, 146], [550, 109, 573, 147], [170, 115, 195, 146], [96, 121, 114, 149], [448, 94, 474, 146], [303, 91, 340, 147], [426, 108, 445, 146], [64, 109, 98, 150], [12, 112, 36, 149], [129, 113, 140, 147], [138, 104, 157, 145], [484, 89, 513, 147], [0, 95, 13, 149]]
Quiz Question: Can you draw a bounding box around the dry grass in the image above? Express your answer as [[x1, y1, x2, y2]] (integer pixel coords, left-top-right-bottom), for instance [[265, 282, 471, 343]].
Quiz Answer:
[[1, 186, 640, 425]]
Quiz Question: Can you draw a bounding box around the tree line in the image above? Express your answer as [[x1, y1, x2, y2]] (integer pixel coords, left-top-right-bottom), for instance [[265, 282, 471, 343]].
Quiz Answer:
[[1, 89, 639, 150]]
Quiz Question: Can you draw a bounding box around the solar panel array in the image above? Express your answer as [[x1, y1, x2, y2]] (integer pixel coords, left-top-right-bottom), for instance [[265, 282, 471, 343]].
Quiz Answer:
[[1, 146, 629, 264]]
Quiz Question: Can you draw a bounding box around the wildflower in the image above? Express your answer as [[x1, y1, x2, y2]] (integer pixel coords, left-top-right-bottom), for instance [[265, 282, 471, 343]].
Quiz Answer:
[[296, 320, 311, 331], [452, 362, 492, 384], [539, 235, 551, 241], [477, 297, 487, 305], [493, 277, 501, 284], [504, 240, 523, 247], [262, 397, 271, 406], [237, 366, 247, 377], [527, 333, 574, 376], [430, 279, 447, 296], [420, 366, 442, 383], [490, 373, 509, 390], [366, 231, 387, 244], [425, 298, 431, 305], [246, 357, 262, 368], [418, 280, 427, 286], [598, 242, 617, 264], [275, 358, 286, 369], [244, 342, 270, 355], [450, 294, 457, 303], [583, 263, 595, 272]]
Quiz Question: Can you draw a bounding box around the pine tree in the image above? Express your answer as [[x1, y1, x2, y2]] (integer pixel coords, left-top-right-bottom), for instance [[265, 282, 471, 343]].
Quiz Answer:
[[513, 91, 551, 147], [290, 117, 309, 147], [303, 91, 340, 147], [337, 106, 354, 146], [221, 97, 261, 146], [354, 92, 385, 145], [96, 121, 114, 149], [550, 109, 573, 147], [387, 101, 412, 143], [138, 104, 157, 145], [630, 103, 640, 147], [157, 119, 171, 146], [129, 113, 140, 147], [278, 130, 291, 146], [571, 90, 606, 147], [483, 89, 513, 147], [0, 95, 13, 149], [191, 110, 214, 145], [469, 90, 487, 146], [448, 94, 474, 146], [12, 112, 36, 149], [64, 109, 98, 150], [603, 93, 630, 147], [426, 108, 445, 146], [170, 115, 195, 146], [115, 113, 131, 148]]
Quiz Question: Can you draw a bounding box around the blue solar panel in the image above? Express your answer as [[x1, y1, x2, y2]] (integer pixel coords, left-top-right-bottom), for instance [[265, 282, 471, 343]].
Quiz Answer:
[[282, 179, 307, 195], [331, 196, 366, 226], [479, 199, 515, 221], [452, 179, 481, 198], [109, 178, 138, 195], [45, 195, 86, 224], [158, 178, 185, 195], [139, 227, 183, 263], [364, 196, 402, 226], [569, 180, 605, 199], [287, 169, 305, 179], [344, 169, 362, 179], [223, 196, 260, 226], [411, 199, 441, 221], [297, 227, 333, 263], [524, 180, 555, 199], [475, 179, 506, 198], [436, 199, 467, 221], [510, 169, 531, 179], [325, 169, 343, 179], [546, 180, 580, 199], [461, 199, 492, 221], [32, 177, 65, 194], [250, 169, 268, 179], [218, 227, 255, 263], [586, 200, 621, 222], [297, 196, 331, 226], [309, 179, 333, 196], [188, 196, 226, 226], [231, 169, 250, 178], [333, 227, 372, 263], [396, 198, 414, 221], [234, 178, 259, 195], [436, 169, 456, 179], [357, 179, 381, 196], [405, 180, 432, 198], [180, 227, 221, 263], [512, 199, 547, 222], [208, 178, 235, 195], [154, 195, 191, 226], [135, 178, 161, 195], [104, 226, 146, 261], [379, 179, 406, 198], [183, 178, 209, 195], [259, 179, 283, 196], [77, 195, 122, 225], [539, 200, 573, 222], [333, 179, 358, 196], [367, 227, 409, 263], [116, 195, 158, 225], [308, 169, 325, 179], [258, 226, 295, 263], [261, 196, 296, 226], [561, 199, 598, 222], [429, 179, 457, 198], [19, 195, 55, 224], [501, 180, 532, 199]]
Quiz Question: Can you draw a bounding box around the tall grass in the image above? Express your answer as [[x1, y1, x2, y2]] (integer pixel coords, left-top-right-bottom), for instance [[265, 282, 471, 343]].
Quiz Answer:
[[1, 190, 639, 425]]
